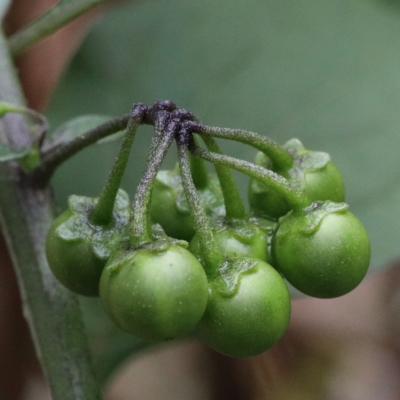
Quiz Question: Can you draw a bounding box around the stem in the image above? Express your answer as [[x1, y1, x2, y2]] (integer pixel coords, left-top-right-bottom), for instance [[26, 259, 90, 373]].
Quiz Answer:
[[0, 30, 101, 400], [0, 172, 102, 400], [36, 113, 131, 186], [90, 105, 146, 226], [8, 0, 108, 56], [177, 141, 223, 275], [148, 110, 169, 160], [129, 122, 175, 246], [0, 101, 48, 133], [143, 111, 170, 236], [191, 145, 311, 212], [0, 32, 29, 151], [198, 124, 293, 171], [16, 105, 48, 142], [200, 136, 246, 220], [189, 135, 209, 189]]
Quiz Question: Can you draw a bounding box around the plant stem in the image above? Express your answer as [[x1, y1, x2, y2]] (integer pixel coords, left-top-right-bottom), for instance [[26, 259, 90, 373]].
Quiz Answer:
[[0, 172, 102, 400], [0, 31, 101, 400], [129, 122, 175, 246], [36, 113, 131, 186], [0, 101, 48, 132], [90, 104, 146, 226], [177, 140, 223, 275], [148, 110, 169, 160], [143, 110, 171, 233], [191, 145, 311, 212], [200, 136, 246, 220], [8, 0, 109, 56], [0, 32, 29, 151], [198, 124, 293, 171], [189, 135, 209, 190]]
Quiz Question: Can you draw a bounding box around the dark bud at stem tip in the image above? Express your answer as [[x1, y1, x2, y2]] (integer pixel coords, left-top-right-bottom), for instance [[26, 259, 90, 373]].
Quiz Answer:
[[152, 100, 177, 112], [131, 103, 148, 120], [171, 108, 196, 122], [144, 100, 177, 125], [132, 100, 202, 131]]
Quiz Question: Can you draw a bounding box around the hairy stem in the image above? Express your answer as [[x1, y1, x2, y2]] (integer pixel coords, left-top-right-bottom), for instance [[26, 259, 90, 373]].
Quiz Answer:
[[148, 109, 169, 160], [200, 136, 246, 220], [141, 110, 171, 233], [191, 145, 311, 212], [0, 30, 101, 400], [36, 113, 130, 186], [198, 124, 293, 171], [189, 135, 209, 190], [177, 141, 223, 275], [90, 104, 146, 226], [129, 122, 175, 246]]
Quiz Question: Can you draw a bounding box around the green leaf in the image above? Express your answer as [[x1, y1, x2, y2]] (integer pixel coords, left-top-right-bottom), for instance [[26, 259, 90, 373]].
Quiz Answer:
[[49, 115, 124, 148], [0, 0, 11, 20], [0, 142, 31, 162]]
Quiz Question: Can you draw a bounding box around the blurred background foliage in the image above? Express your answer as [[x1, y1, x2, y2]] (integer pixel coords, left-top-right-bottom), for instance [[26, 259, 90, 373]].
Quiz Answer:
[[48, 0, 400, 272], [42, 0, 400, 386]]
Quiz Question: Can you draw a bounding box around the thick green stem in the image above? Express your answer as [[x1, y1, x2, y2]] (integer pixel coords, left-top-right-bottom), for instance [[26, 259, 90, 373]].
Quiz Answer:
[[129, 124, 175, 246], [192, 145, 311, 212], [200, 136, 246, 220], [8, 0, 109, 56], [189, 135, 209, 190], [177, 141, 223, 275], [0, 31, 101, 400], [36, 113, 130, 186], [90, 106, 145, 226], [198, 124, 293, 171], [0, 170, 102, 400]]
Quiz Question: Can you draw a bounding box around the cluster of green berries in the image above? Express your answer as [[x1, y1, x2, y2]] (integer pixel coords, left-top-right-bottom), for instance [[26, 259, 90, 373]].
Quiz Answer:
[[46, 101, 370, 358]]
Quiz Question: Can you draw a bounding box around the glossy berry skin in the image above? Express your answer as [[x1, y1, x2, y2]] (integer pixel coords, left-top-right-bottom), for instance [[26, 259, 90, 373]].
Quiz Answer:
[[45, 190, 130, 296], [272, 201, 371, 298], [197, 258, 291, 358], [99, 242, 209, 341], [150, 165, 225, 241], [189, 217, 276, 265], [248, 139, 345, 220]]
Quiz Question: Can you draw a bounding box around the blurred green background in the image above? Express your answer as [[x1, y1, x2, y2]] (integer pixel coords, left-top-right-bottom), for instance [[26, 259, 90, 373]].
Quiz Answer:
[[41, 0, 400, 386], [48, 0, 400, 273]]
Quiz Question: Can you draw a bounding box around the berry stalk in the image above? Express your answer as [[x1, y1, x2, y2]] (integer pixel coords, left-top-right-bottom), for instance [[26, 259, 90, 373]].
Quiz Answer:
[[129, 120, 176, 246], [189, 135, 210, 190], [177, 138, 224, 275], [191, 144, 311, 212], [200, 135, 246, 220], [90, 103, 147, 226], [197, 124, 293, 172]]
